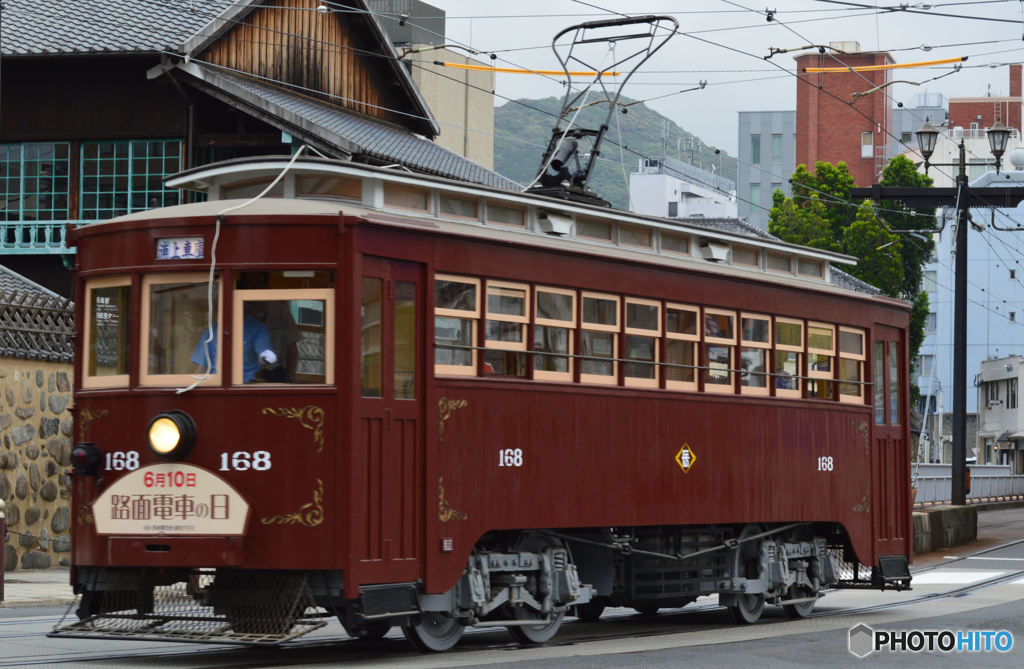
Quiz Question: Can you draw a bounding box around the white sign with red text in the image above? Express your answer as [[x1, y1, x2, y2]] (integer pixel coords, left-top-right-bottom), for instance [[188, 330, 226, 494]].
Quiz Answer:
[[93, 463, 250, 535]]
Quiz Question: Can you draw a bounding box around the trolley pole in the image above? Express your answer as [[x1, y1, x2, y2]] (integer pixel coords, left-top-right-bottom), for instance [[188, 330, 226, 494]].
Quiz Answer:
[[852, 141, 1024, 507]]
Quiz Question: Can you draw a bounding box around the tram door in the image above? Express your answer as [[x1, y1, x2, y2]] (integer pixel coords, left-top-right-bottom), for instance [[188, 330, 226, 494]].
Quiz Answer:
[[871, 324, 909, 554], [356, 257, 423, 582]]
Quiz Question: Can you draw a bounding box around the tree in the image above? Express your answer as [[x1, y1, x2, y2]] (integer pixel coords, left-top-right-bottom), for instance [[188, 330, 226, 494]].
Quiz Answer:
[[878, 154, 935, 299], [841, 201, 903, 296]]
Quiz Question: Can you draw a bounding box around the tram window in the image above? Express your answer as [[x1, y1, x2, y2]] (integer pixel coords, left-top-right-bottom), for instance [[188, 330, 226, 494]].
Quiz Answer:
[[534, 288, 576, 381], [435, 275, 479, 376], [774, 317, 803, 398], [704, 309, 736, 392], [383, 183, 428, 211], [666, 303, 699, 391], [798, 258, 824, 278], [766, 252, 792, 274], [393, 281, 416, 399], [577, 219, 612, 241], [222, 178, 283, 200], [83, 277, 131, 388], [484, 282, 528, 377], [739, 313, 771, 395], [486, 203, 525, 228], [296, 175, 360, 200], [234, 278, 334, 386], [808, 322, 836, 400], [889, 343, 901, 424], [839, 327, 866, 403], [661, 232, 690, 256], [619, 225, 652, 249], [624, 299, 660, 387], [874, 342, 886, 424], [140, 273, 221, 387], [362, 278, 382, 396], [580, 292, 619, 384], [732, 245, 760, 268], [439, 195, 479, 220]]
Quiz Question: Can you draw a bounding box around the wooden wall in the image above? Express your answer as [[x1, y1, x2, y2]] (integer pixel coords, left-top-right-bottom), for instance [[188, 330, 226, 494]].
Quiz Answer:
[[202, 0, 413, 129]]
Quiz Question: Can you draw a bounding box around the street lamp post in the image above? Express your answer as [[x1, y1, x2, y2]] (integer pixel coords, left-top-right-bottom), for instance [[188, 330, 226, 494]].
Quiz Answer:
[[851, 119, 1015, 506]]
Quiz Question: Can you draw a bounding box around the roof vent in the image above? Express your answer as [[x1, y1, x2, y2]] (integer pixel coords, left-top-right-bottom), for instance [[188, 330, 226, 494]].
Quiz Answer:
[[538, 211, 573, 236], [699, 240, 729, 262]]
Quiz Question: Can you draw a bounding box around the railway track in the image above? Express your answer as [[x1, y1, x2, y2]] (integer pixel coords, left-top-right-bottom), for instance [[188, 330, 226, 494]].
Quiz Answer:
[[6, 540, 1024, 667]]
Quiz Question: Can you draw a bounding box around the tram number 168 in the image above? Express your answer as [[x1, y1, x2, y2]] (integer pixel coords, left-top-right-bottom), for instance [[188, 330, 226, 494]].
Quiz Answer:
[[498, 448, 523, 467], [219, 451, 272, 471], [817, 456, 835, 472]]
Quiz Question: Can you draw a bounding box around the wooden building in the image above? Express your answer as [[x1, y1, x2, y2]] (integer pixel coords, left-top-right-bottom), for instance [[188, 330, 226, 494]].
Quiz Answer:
[[0, 0, 517, 296]]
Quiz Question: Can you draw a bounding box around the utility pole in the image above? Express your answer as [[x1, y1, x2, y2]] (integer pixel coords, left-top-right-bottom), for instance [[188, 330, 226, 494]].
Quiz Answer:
[[852, 130, 1023, 506]]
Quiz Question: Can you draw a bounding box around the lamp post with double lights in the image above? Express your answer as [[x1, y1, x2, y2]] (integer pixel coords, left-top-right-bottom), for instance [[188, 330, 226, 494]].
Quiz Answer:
[[851, 119, 1018, 506]]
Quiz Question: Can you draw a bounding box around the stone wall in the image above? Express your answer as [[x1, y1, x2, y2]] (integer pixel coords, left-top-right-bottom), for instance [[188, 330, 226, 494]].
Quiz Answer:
[[1, 359, 73, 572]]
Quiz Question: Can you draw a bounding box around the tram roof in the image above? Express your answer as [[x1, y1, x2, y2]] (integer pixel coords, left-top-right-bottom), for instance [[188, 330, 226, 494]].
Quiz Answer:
[[101, 155, 886, 298]]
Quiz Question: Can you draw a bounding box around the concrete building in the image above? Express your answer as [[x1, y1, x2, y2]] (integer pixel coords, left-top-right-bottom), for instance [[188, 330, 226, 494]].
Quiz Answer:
[[629, 158, 736, 220], [736, 111, 795, 230], [976, 355, 1024, 473], [795, 42, 894, 187]]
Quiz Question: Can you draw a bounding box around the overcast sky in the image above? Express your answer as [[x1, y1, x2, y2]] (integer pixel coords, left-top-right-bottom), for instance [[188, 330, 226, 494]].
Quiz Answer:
[[424, 1, 1024, 156]]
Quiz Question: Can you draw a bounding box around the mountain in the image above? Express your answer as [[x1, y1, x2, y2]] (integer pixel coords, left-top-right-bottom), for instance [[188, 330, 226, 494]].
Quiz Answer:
[[493, 96, 737, 211]]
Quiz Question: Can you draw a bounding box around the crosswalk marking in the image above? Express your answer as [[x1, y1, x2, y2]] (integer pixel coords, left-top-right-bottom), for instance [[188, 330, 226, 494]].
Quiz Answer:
[[911, 570, 1006, 585]]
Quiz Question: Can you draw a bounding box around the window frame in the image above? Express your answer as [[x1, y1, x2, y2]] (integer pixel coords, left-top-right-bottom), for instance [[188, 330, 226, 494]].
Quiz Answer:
[[580, 291, 620, 385], [623, 297, 661, 388], [139, 272, 222, 387], [665, 303, 700, 391], [838, 326, 867, 403], [232, 288, 334, 387], [703, 308, 736, 394], [434, 274, 481, 377], [382, 182, 429, 211], [533, 286, 576, 382], [773, 316, 803, 399], [82, 275, 132, 389], [739, 312, 771, 396], [807, 321, 836, 400]]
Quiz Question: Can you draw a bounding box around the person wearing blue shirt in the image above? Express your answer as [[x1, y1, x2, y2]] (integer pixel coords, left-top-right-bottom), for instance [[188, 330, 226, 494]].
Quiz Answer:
[[191, 312, 277, 382]]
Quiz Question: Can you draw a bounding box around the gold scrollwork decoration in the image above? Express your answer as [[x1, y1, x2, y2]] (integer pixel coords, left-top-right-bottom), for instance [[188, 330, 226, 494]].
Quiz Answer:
[[438, 398, 468, 443], [262, 405, 325, 453], [852, 420, 869, 456], [77, 505, 95, 526], [438, 476, 467, 522], [78, 409, 109, 442], [261, 478, 325, 527]]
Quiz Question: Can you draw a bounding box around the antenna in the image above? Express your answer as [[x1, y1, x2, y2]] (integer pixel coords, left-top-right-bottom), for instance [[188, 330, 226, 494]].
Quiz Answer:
[[526, 15, 678, 207]]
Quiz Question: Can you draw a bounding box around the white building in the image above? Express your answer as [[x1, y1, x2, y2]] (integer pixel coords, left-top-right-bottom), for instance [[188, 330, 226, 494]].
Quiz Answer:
[[976, 355, 1024, 473], [629, 158, 736, 220]]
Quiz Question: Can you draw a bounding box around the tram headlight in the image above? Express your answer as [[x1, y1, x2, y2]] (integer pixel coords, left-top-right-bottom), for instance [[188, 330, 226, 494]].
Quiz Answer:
[[147, 410, 197, 460]]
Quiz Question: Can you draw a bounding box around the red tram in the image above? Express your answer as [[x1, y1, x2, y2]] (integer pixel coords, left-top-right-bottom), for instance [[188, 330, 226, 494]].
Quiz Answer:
[[53, 156, 912, 650]]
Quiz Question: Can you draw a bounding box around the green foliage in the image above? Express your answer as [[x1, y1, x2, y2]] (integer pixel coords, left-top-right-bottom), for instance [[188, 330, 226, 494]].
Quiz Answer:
[[493, 97, 736, 211], [909, 291, 930, 372], [787, 161, 856, 241], [769, 189, 838, 252], [879, 154, 936, 298], [841, 202, 903, 296]]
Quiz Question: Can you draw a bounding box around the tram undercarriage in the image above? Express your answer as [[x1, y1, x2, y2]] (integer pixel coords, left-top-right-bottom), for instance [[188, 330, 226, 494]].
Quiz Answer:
[[50, 522, 909, 649]]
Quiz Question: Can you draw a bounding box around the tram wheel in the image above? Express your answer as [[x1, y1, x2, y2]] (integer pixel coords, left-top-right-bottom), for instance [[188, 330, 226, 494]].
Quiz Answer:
[[728, 593, 765, 624], [575, 601, 606, 622], [782, 585, 817, 619], [402, 612, 464, 652], [343, 620, 392, 640], [505, 532, 568, 644]]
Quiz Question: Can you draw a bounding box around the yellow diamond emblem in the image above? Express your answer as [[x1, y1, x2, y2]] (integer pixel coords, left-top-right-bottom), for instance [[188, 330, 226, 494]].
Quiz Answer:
[[675, 444, 696, 473]]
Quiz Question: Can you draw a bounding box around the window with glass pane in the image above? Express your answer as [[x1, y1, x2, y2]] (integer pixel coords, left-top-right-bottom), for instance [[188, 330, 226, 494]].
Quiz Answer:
[[705, 312, 734, 340], [485, 283, 528, 377], [581, 293, 618, 383], [733, 245, 759, 267], [583, 295, 617, 326], [393, 281, 416, 398], [662, 232, 690, 255], [874, 342, 886, 424], [0, 142, 71, 221], [771, 134, 782, 163], [81, 140, 181, 219], [808, 323, 835, 399], [706, 344, 732, 386], [624, 299, 660, 385], [666, 304, 698, 390], [667, 307, 697, 336], [775, 318, 803, 395], [486, 203, 524, 227], [85, 281, 130, 386], [577, 219, 612, 241], [740, 315, 770, 391], [439, 195, 478, 219], [666, 340, 696, 385], [434, 275, 479, 375], [619, 225, 652, 248], [361, 278, 382, 397], [839, 328, 865, 401], [624, 335, 655, 379], [750, 134, 761, 164], [889, 343, 900, 424], [766, 252, 791, 273], [534, 288, 575, 380], [627, 302, 659, 331], [581, 330, 615, 378], [383, 183, 428, 210], [146, 277, 219, 381]]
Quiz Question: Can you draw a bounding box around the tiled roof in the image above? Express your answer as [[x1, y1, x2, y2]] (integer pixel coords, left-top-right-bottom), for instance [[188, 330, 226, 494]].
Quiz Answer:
[[0, 0, 235, 56], [182, 64, 523, 192], [0, 266, 73, 362]]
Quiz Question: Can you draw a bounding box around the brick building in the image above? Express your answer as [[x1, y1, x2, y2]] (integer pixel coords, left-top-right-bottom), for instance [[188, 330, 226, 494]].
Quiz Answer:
[[947, 64, 1022, 135], [795, 43, 894, 186]]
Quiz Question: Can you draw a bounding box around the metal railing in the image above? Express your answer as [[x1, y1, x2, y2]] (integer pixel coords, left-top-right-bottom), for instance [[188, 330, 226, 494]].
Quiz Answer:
[[0, 220, 88, 254], [913, 463, 1024, 506]]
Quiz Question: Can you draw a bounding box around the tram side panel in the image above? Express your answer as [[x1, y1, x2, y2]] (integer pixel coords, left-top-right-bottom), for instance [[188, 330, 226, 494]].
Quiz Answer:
[[422, 380, 888, 594]]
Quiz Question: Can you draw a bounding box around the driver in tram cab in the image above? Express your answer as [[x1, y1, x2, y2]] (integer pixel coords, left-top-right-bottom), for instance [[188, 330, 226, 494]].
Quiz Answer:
[[238, 272, 301, 382], [190, 308, 277, 383]]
